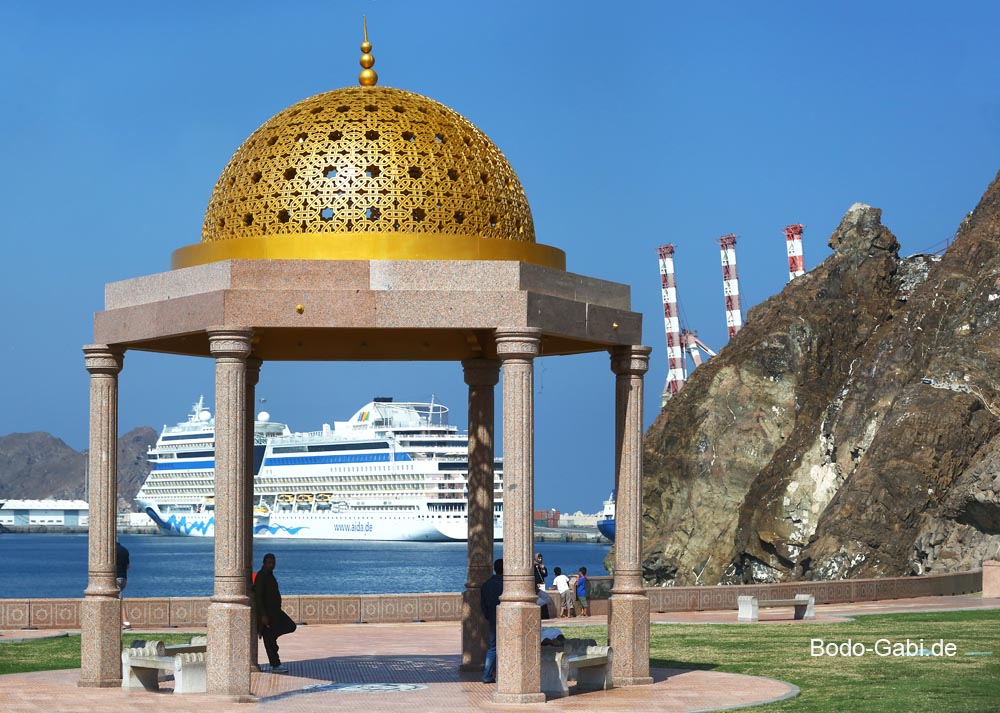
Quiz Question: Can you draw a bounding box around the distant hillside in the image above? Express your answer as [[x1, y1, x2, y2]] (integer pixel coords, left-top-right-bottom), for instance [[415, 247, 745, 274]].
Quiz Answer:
[[0, 427, 157, 511]]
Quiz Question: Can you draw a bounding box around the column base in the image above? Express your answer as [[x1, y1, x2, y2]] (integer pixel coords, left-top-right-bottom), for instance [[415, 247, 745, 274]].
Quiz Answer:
[[79, 595, 121, 688], [460, 587, 488, 671], [207, 602, 252, 695], [77, 679, 123, 688], [608, 592, 651, 686], [493, 692, 547, 704], [613, 675, 654, 687], [496, 601, 541, 699]]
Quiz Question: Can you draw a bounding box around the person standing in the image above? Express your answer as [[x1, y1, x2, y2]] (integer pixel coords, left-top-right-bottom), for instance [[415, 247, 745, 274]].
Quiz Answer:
[[479, 558, 503, 684], [115, 539, 130, 630], [533, 552, 548, 589], [575, 567, 590, 617], [254, 553, 297, 673], [553, 566, 574, 618]]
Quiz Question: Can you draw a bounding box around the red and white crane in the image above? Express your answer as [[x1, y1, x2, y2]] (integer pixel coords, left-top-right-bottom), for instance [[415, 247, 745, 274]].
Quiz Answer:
[[657, 244, 686, 404], [718, 234, 743, 338], [784, 224, 805, 281], [682, 329, 717, 367]]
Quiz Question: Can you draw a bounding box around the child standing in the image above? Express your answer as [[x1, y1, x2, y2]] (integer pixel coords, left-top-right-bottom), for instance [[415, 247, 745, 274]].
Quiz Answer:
[[575, 567, 589, 617], [553, 567, 574, 618]]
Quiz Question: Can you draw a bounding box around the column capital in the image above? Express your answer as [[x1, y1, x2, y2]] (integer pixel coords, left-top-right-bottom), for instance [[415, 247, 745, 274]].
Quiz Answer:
[[462, 358, 500, 387], [610, 345, 652, 376], [208, 328, 254, 360], [82, 345, 124, 375], [246, 357, 263, 386], [495, 328, 541, 360]]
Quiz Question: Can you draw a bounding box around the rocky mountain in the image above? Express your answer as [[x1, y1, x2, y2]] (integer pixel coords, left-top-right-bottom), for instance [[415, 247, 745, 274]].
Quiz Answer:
[[642, 170, 1000, 585], [0, 428, 157, 511]]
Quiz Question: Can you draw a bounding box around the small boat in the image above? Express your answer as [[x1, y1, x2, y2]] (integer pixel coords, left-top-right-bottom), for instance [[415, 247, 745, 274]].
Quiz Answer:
[[596, 490, 615, 541]]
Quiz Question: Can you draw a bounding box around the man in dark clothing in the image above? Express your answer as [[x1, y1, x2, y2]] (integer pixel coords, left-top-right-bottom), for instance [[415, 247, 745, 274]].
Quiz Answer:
[[116, 540, 130, 629], [254, 553, 297, 673], [479, 558, 503, 684]]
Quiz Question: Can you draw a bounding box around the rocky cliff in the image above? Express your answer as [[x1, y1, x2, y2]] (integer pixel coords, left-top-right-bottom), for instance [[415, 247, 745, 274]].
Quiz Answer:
[[642, 170, 1000, 585], [0, 428, 157, 511]]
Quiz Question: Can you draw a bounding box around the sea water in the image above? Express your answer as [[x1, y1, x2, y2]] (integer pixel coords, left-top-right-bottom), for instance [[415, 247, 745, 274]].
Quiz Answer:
[[0, 533, 611, 599]]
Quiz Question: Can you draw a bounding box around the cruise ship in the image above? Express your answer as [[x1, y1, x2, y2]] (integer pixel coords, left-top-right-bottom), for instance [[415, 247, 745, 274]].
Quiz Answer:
[[136, 397, 504, 541], [596, 490, 615, 541]]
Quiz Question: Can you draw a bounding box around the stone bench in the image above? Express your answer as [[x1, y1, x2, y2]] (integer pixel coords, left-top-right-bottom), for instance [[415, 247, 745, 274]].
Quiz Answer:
[[540, 638, 613, 697], [121, 639, 207, 694], [128, 635, 207, 657], [737, 594, 815, 623]]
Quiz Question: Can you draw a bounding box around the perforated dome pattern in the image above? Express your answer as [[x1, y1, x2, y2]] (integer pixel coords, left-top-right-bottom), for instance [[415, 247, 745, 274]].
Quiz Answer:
[[203, 86, 535, 244]]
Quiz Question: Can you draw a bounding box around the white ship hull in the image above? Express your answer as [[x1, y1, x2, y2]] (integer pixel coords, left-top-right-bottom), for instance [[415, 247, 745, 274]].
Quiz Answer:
[[141, 501, 502, 541]]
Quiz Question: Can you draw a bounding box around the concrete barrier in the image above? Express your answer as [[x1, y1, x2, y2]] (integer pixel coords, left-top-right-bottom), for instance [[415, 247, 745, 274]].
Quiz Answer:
[[982, 560, 1000, 599]]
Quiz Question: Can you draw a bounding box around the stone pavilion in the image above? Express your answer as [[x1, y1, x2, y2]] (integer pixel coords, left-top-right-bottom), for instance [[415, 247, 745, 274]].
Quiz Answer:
[[81, 27, 652, 703]]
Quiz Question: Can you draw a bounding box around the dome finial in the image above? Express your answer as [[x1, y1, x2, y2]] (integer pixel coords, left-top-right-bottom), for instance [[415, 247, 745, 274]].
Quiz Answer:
[[359, 16, 378, 87]]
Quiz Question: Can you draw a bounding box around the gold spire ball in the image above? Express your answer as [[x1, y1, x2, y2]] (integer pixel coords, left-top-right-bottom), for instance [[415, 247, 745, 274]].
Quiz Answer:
[[359, 17, 377, 86], [173, 20, 564, 269]]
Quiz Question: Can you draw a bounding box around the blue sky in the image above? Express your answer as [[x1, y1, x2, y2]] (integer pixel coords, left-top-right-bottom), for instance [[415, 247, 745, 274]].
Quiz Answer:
[[1, 1, 997, 513]]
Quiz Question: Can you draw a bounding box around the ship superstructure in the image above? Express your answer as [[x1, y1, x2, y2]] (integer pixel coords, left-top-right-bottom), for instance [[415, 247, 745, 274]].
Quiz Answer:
[[136, 397, 504, 541]]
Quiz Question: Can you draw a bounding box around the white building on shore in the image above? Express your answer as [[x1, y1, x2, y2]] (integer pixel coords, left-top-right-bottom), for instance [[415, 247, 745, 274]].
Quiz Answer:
[[558, 510, 600, 528], [0, 499, 89, 527]]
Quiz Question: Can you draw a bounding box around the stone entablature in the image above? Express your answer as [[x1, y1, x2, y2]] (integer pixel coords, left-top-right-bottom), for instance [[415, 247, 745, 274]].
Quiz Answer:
[[96, 260, 640, 361]]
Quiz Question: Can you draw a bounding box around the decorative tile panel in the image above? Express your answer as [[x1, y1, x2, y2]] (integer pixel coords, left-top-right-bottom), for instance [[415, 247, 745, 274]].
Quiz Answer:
[[124, 598, 170, 627], [168, 598, 210, 627], [415, 594, 462, 621], [0, 600, 29, 628]]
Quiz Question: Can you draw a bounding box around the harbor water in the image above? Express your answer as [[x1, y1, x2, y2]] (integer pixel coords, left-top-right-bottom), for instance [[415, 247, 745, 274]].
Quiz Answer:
[[0, 533, 612, 599]]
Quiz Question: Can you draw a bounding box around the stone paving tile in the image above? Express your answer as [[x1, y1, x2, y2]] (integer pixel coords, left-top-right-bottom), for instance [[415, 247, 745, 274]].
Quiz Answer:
[[0, 664, 795, 713]]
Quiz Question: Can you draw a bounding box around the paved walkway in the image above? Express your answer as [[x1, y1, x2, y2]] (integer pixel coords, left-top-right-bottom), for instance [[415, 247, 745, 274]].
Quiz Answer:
[[1, 595, 996, 712]]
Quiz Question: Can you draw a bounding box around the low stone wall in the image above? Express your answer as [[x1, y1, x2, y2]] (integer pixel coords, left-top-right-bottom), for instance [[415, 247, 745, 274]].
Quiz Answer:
[[0, 593, 464, 630], [0, 569, 982, 629], [644, 569, 983, 613]]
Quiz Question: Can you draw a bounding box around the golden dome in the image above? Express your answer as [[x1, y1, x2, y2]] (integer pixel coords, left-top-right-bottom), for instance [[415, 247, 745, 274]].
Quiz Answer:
[[173, 85, 564, 269]]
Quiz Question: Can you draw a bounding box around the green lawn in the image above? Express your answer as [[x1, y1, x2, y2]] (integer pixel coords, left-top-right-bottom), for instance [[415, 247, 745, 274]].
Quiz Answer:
[[0, 632, 200, 675], [574, 609, 1000, 712]]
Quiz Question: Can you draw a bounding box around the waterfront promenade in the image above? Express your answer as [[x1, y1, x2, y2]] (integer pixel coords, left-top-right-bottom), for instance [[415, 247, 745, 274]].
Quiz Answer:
[[2, 594, 996, 712]]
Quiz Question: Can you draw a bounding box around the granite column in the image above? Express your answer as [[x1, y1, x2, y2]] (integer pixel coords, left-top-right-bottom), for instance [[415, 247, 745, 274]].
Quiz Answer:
[[245, 357, 261, 670], [460, 358, 500, 671], [609, 345, 653, 687], [493, 328, 545, 704], [79, 345, 125, 688], [207, 329, 254, 696]]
